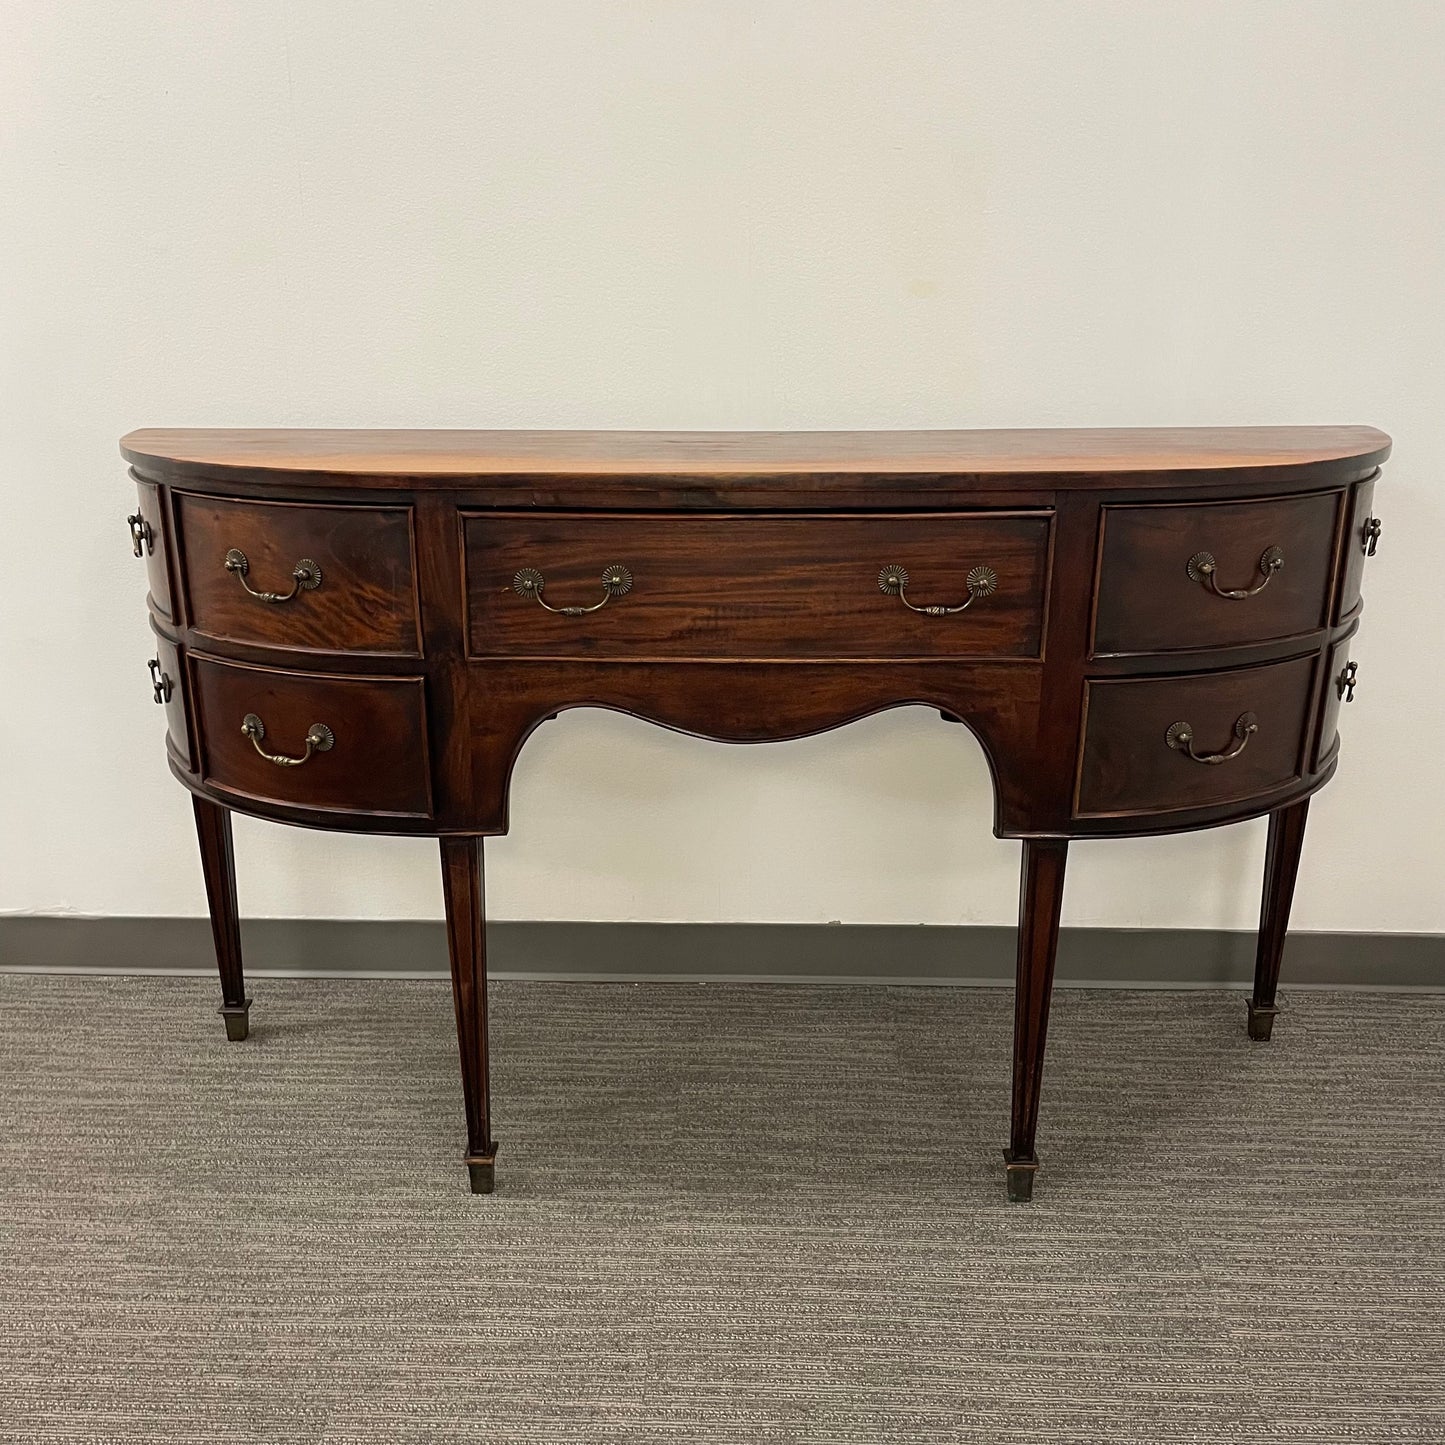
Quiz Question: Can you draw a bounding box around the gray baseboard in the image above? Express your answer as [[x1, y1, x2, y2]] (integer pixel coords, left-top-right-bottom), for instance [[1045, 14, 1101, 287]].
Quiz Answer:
[[0, 917, 1441, 988]]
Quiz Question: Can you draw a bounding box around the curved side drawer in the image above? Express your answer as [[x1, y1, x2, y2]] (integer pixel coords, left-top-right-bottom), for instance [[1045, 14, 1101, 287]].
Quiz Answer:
[[191, 656, 432, 818], [1335, 475, 1378, 623], [177, 494, 420, 655], [1092, 491, 1340, 656], [130, 478, 175, 620], [1075, 654, 1318, 819], [1314, 636, 1356, 770], [148, 629, 193, 770]]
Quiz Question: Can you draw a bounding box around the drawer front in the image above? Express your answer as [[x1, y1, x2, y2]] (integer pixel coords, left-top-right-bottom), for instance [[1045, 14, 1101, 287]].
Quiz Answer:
[[191, 657, 431, 817], [465, 512, 1051, 660], [177, 495, 419, 655], [1075, 655, 1317, 818], [1314, 638, 1354, 770], [149, 632, 193, 770], [131, 479, 174, 620], [1093, 492, 1340, 656], [1335, 475, 1378, 622]]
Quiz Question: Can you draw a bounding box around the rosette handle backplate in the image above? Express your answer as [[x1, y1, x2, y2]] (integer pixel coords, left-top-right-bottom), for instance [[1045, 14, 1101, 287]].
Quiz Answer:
[[1166, 711, 1259, 766], [878, 563, 998, 616], [225, 548, 322, 604], [1186, 546, 1283, 600], [240, 713, 334, 768], [512, 565, 633, 616]]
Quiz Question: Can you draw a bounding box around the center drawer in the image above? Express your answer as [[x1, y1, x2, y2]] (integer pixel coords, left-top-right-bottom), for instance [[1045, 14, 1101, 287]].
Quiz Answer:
[[464, 512, 1052, 660]]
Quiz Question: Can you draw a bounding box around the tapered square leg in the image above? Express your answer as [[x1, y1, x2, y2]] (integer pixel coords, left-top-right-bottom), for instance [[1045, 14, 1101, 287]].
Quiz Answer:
[[192, 796, 251, 1041], [441, 836, 498, 1195], [1004, 839, 1068, 1202], [1249, 799, 1309, 1042]]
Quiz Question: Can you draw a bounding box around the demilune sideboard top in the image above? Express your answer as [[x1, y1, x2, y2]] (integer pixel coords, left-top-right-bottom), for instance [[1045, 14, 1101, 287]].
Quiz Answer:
[[122, 425, 1389, 1200]]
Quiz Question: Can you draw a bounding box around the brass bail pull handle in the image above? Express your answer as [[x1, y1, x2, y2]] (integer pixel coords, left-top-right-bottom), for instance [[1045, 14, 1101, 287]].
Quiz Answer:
[[1166, 711, 1258, 765], [513, 565, 633, 616], [127, 512, 154, 557], [1186, 546, 1283, 599], [225, 548, 323, 604], [878, 564, 998, 615], [240, 713, 334, 767], [147, 657, 173, 705]]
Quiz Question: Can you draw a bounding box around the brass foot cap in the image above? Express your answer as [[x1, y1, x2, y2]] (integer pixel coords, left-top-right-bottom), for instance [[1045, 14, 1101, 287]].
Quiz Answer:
[[1246, 1001, 1279, 1042], [219, 999, 253, 1043], [1003, 1151, 1039, 1203], [466, 1149, 498, 1195]]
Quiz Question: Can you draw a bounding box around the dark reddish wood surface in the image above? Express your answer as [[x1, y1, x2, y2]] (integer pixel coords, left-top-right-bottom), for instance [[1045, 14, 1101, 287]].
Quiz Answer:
[[148, 627, 192, 770], [1004, 838, 1068, 1203], [122, 424, 1390, 484], [1075, 655, 1317, 818], [459, 659, 1044, 836], [123, 426, 1387, 1200], [1336, 475, 1378, 623], [441, 837, 496, 1194], [191, 796, 250, 1042], [1314, 634, 1355, 771], [465, 511, 1051, 661], [176, 493, 419, 655], [190, 655, 432, 818], [1092, 492, 1340, 656], [1248, 799, 1311, 1041], [131, 478, 175, 620]]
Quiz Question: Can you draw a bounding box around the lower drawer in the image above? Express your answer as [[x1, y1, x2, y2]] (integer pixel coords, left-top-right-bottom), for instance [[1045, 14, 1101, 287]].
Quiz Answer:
[[1314, 637, 1354, 770], [191, 657, 432, 817], [149, 630, 192, 769], [1075, 654, 1317, 818]]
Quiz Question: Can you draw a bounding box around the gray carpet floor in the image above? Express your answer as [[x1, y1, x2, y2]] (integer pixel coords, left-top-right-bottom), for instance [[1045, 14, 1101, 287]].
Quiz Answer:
[[0, 974, 1442, 1444]]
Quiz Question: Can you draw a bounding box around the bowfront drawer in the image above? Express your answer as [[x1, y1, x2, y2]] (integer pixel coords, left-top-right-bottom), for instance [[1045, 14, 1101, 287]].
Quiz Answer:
[[1093, 492, 1340, 656], [191, 657, 432, 817], [1336, 474, 1380, 622], [148, 629, 193, 769], [464, 511, 1052, 660], [1314, 637, 1357, 770], [128, 479, 175, 620], [1075, 654, 1317, 818], [176, 495, 420, 655]]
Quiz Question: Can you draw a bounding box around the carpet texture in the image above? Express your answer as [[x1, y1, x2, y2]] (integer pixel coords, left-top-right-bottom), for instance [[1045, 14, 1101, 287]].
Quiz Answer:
[[0, 974, 1442, 1443]]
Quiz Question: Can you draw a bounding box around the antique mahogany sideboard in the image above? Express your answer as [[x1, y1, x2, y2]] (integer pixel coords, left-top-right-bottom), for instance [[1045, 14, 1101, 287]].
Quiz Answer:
[[122, 426, 1388, 1200]]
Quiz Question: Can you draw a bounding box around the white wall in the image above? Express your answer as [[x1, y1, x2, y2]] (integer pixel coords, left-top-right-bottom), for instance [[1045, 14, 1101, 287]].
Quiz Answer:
[[3, 2, 1442, 932]]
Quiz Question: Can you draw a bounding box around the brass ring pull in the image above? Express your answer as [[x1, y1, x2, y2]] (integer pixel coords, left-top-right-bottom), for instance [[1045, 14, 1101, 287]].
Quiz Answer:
[[240, 713, 334, 767], [148, 657, 173, 705], [1186, 546, 1283, 599], [878, 564, 998, 615], [513, 565, 633, 615], [225, 549, 323, 604], [1166, 711, 1258, 765], [1337, 660, 1358, 702], [127, 512, 154, 557], [1362, 517, 1382, 556]]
